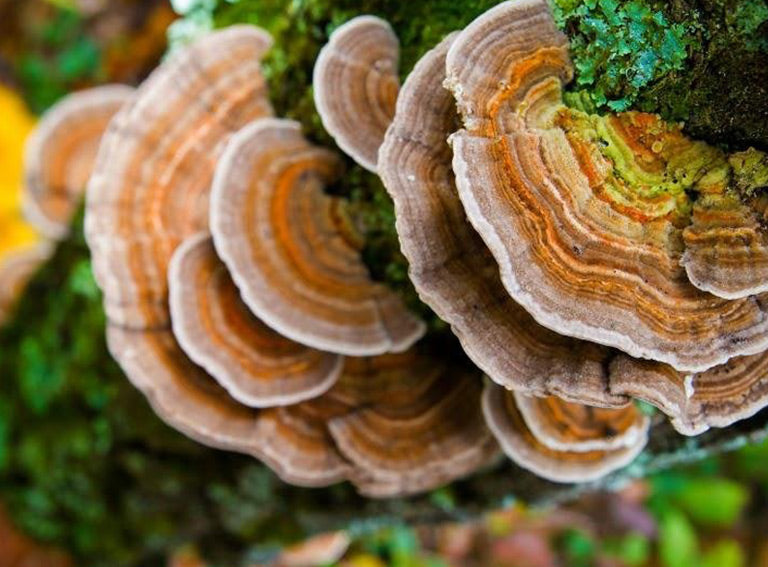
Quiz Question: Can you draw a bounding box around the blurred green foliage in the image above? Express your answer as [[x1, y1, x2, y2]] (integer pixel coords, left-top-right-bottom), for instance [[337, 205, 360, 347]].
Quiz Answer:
[[16, 7, 103, 113]]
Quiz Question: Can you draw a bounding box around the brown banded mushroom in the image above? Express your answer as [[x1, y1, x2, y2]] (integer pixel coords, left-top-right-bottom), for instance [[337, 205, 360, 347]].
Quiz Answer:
[[210, 118, 425, 357], [328, 353, 499, 498], [483, 383, 649, 483], [23, 85, 134, 239], [168, 233, 343, 408], [86, 25, 274, 330], [0, 243, 51, 324], [107, 326, 265, 454], [611, 353, 768, 436], [85, 27, 275, 454], [313, 16, 399, 172], [446, 0, 768, 372], [379, 33, 626, 407]]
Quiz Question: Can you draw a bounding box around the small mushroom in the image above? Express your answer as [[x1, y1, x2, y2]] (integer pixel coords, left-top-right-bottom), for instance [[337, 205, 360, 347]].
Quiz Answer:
[[483, 383, 649, 483], [682, 186, 768, 300], [313, 16, 400, 172], [23, 85, 134, 239], [446, 0, 768, 371], [168, 233, 344, 408], [0, 243, 51, 324], [210, 118, 425, 357], [86, 26, 274, 330], [329, 353, 499, 498], [379, 34, 626, 407], [611, 353, 768, 436], [106, 326, 264, 455]]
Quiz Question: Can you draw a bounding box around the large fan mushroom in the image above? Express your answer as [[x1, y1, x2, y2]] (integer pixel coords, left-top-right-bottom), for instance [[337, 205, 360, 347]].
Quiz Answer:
[[446, 0, 768, 372], [86, 26, 275, 451], [23, 85, 134, 239], [379, 33, 626, 408], [86, 25, 274, 330], [313, 16, 400, 173], [483, 383, 649, 483], [210, 118, 425, 357]]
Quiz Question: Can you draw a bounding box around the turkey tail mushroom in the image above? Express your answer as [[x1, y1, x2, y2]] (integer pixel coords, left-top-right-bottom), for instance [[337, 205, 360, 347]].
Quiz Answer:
[[446, 0, 768, 372], [209, 118, 425, 357], [23, 85, 134, 239], [86, 25, 274, 330], [85, 26, 274, 452], [483, 383, 649, 483], [313, 16, 400, 172], [168, 233, 343, 408], [379, 32, 627, 408]]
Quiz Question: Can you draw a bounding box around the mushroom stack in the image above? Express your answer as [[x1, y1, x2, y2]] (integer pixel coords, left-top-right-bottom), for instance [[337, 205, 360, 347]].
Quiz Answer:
[[83, 25, 499, 497], [338, 0, 768, 447], [84, 1, 768, 493]]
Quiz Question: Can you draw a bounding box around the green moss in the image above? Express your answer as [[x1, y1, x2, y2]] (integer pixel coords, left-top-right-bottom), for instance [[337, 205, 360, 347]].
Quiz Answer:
[[554, 0, 768, 149]]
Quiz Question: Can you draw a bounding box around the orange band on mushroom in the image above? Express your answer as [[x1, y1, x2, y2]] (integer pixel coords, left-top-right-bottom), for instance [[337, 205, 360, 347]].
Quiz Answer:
[[210, 118, 425, 357]]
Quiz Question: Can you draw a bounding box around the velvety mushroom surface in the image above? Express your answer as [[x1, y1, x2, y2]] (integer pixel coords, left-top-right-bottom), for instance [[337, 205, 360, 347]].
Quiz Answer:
[[483, 383, 649, 483], [23, 85, 134, 239], [86, 26, 274, 330], [168, 233, 343, 408], [446, 0, 768, 372], [380, 33, 627, 408], [313, 15, 400, 172], [210, 118, 425, 357]]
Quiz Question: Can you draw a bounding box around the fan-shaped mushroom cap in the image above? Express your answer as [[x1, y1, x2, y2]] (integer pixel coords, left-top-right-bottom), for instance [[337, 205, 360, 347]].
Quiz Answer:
[[210, 118, 425, 357], [611, 353, 768, 436], [107, 326, 264, 454], [379, 34, 626, 407], [328, 353, 499, 498], [446, 0, 768, 371], [483, 384, 649, 483], [313, 16, 399, 172], [86, 26, 274, 330], [168, 233, 344, 408], [23, 85, 134, 239], [513, 392, 650, 453], [255, 398, 353, 487], [681, 151, 768, 299], [0, 243, 51, 323]]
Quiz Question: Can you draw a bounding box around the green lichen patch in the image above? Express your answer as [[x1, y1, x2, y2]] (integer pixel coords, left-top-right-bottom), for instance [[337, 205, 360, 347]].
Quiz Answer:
[[553, 0, 768, 150]]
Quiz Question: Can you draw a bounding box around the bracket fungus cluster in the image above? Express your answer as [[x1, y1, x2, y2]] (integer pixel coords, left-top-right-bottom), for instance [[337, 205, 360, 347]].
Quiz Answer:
[[81, 0, 768, 494]]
